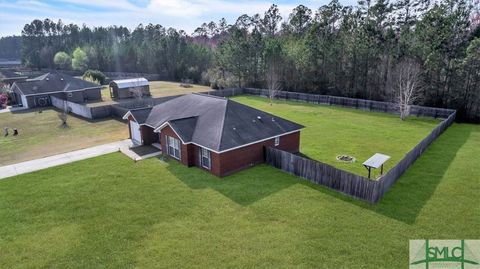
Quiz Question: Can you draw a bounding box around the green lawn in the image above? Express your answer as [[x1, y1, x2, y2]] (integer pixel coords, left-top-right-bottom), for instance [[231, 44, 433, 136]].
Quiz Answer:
[[0, 108, 127, 165], [0, 123, 478, 268], [232, 96, 441, 178]]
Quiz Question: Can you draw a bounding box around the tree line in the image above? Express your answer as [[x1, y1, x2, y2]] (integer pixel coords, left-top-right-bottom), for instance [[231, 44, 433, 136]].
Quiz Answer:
[[0, 36, 21, 59], [16, 0, 480, 122]]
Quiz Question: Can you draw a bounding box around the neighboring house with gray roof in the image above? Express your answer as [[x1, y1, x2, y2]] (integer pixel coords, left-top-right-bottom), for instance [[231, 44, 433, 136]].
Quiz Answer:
[[123, 93, 304, 177], [10, 72, 102, 108]]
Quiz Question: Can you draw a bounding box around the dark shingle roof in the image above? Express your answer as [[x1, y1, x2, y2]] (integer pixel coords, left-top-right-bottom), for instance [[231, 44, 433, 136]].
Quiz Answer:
[[129, 107, 153, 124], [140, 93, 303, 152], [13, 72, 100, 96], [169, 117, 198, 142]]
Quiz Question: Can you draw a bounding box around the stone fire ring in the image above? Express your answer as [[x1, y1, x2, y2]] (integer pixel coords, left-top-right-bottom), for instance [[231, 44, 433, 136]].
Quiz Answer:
[[336, 155, 356, 163]]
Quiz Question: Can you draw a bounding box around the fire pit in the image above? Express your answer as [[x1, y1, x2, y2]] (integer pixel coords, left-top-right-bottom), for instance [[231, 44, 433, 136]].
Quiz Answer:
[[336, 155, 356, 163]]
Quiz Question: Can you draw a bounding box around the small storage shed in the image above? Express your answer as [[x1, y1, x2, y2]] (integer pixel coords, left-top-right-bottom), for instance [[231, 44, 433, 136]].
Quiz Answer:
[[109, 78, 150, 99]]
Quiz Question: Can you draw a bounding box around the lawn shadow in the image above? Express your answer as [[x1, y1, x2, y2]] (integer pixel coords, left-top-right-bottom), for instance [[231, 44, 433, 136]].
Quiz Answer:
[[165, 161, 296, 206], [296, 124, 472, 224]]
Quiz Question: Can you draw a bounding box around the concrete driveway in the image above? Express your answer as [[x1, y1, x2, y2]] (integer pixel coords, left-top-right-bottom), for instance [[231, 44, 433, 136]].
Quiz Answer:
[[0, 139, 132, 180]]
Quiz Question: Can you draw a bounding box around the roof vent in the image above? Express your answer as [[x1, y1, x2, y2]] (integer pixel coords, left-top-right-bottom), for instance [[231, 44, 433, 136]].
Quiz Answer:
[[272, 117, 275, 122], [60, 78, 64, 81], [233, 127, 236, 131], [257, 116, 262, 120], [46, 77, 49, 81]]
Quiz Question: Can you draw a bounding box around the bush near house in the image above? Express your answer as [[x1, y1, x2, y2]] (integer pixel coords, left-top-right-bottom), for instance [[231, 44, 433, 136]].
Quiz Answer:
[[0, 93, 8, 108], [83, 69, 106, 85]]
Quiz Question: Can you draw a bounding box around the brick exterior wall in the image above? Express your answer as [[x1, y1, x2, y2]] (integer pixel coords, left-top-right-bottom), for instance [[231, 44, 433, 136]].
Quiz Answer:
[[214, 131, 300, 177], [158, 124, 301, 177], [140, 125, 158, 145], [160, 125, 190, 166]]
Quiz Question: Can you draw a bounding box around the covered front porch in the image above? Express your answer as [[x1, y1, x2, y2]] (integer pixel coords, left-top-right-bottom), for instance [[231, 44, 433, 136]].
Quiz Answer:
[[120, 144, 162, 161]]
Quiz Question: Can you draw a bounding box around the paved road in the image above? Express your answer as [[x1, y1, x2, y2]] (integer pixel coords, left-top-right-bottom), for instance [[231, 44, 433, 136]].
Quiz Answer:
[[0, 139, 132, 180]]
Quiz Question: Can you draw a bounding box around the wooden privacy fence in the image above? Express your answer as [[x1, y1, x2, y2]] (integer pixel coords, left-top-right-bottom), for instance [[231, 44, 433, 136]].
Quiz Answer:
[[243, 88, 455, 119], [265, 109, 456, 203], [266, 147, 381, 202], [52, 96, 113, 119], [51, 96, 93, 119], [50, 87, 455, 121], [376, 110, 456, 195]]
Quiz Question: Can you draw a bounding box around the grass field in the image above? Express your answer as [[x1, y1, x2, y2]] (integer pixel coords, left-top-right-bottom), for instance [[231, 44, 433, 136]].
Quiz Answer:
[[93, 81, 212, 106], [0, 108, 127, 165], [232, 96, 441, 177], [0, 123, 478, 268]]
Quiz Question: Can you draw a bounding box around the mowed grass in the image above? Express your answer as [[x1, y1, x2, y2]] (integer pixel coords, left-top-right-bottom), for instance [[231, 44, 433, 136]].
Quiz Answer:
[[0, 108, 127, 165], [0, 123, 478, 268], [96, 81, 212, 105], [232, 96, 440, 177]]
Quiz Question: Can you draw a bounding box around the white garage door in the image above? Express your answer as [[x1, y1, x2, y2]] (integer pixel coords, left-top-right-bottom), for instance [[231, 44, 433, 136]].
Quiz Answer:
[[129, 121, 142, 145]]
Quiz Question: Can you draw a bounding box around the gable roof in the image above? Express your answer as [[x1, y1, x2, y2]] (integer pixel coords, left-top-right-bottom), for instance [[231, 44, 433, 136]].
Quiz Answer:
[[169, 117, 198, 142], [128, 93, 304, 152], [110, 78, 149, 89], [122, 107, 153, 124], [12, 72, 100, 96]]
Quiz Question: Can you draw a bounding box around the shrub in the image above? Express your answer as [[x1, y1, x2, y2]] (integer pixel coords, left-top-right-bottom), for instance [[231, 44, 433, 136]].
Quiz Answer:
[[0, 93, 8, 108], [83, 70, 106, 85]]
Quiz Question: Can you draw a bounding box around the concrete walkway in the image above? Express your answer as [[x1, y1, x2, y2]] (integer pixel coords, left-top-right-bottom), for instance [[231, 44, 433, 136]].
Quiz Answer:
[[0, 139, 132, 180]]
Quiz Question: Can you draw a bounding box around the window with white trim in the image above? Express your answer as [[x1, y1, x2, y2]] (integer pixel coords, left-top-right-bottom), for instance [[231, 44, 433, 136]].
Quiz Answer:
[[274, 136, 280, 146], [167, 135, 181, 159], [201, 147, 211, 170]]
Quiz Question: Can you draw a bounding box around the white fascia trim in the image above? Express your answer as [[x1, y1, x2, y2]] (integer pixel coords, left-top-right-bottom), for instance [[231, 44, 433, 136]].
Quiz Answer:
[[122, 111, 137, 121], [155, 122, 187, 144], [140, 123, 155, 128], [12, 83, 25, 95], [214, 129, 301, 154], [23, 86, 102, 97], [155, 121, 301, 154]]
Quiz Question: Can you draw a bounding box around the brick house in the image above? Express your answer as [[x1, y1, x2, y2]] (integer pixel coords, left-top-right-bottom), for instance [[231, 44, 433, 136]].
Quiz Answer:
[[123, 93, 303, 177]]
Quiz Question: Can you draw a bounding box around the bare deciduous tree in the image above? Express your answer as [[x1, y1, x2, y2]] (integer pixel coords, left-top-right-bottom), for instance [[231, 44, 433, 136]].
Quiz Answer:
[[267, 64, 282, 105], [58, 100, 71, 127], [391, 59, 423, 121]]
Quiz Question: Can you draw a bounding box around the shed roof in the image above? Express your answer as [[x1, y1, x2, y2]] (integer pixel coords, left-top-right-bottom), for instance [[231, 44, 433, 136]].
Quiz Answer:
[[110, 78, 149, 89], [12, 72, 100, 96], [363, 153, 391, 168], [126, 93, 304, 152]]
